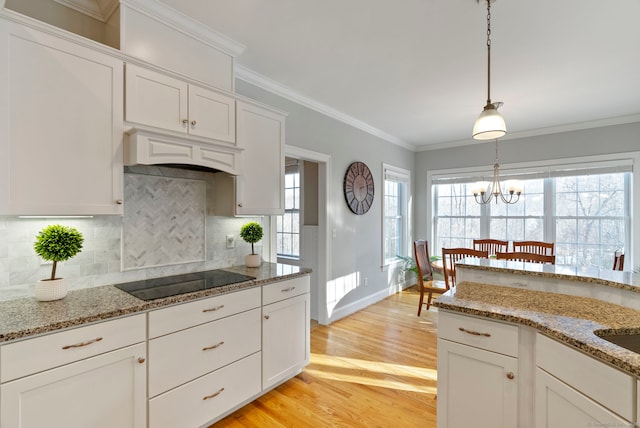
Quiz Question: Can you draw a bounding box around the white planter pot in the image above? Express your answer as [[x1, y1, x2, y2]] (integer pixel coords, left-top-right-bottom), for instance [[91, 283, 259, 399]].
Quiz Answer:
[[35, 278, 68, 302], [245, 254, 261, 268]]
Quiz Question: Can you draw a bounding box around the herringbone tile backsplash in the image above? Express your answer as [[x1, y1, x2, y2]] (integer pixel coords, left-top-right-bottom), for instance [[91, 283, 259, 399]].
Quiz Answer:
[[123, 174, 206, 270]]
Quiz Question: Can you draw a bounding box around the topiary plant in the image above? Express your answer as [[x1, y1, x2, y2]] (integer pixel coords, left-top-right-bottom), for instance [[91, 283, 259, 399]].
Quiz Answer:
[[240, 221, 263, 255], [34, 224, 84, 280]]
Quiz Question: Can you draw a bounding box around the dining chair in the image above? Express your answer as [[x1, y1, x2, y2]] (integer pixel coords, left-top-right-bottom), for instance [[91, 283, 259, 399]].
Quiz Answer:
[[414, 240, 448, 316], [441, 247, 489, 290], [613, 251, 625, 271], [473, 239, 509, 256], [496, 251, 556, 264], [512, 240, 555, 256]]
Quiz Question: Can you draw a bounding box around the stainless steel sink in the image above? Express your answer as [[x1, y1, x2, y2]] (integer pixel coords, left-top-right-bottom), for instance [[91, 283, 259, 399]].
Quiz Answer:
[[596, 332, 640, 354]]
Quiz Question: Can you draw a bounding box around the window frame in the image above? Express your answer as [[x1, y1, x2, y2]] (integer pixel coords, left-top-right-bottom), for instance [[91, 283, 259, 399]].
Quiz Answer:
[[381, 163, 411, 269], [276, 160, 302, 260]]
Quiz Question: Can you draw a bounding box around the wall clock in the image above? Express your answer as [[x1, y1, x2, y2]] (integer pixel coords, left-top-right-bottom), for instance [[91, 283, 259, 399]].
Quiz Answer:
[[343, 161, 375, 215]]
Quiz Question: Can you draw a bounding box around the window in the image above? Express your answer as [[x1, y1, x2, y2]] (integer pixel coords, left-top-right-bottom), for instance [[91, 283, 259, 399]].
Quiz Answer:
[[432, 159, 632, 270], [382, 164, 411, 266], [276, 161, 300, 259]]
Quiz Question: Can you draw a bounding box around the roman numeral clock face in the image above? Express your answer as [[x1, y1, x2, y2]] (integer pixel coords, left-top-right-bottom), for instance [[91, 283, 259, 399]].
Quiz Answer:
[[343, 162, 375, 215]]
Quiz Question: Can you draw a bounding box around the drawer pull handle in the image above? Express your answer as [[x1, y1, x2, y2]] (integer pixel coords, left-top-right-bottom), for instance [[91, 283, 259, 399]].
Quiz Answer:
[[138, 357, 146, 364], [506, 372, 515, 380], [202, 341, 225, 351], [62, 337, 103, 349], [458, 327, 491, 337], [202, 305, 225, 313], [203, 388, 225, 400], [281, 287, 296, 292]]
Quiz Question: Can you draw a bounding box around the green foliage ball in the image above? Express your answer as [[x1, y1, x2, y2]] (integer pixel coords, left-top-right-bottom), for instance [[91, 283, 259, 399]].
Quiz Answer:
[[34, 224, 84, 263], [240, 221, 264, 244]]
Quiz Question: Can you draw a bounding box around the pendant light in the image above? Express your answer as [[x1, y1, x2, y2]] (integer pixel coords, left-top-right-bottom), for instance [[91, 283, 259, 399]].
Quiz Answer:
[[472, 0, 507, 140], [471, 139, 522, 204]]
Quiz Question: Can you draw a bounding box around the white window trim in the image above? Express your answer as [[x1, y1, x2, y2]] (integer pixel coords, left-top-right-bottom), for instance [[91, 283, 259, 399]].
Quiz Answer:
[[426, 151, 640, 270], [381, 163, 412, 271]]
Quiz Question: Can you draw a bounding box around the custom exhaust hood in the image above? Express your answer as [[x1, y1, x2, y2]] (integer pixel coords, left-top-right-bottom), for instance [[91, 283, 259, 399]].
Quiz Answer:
[[124, 128, 242, 175]]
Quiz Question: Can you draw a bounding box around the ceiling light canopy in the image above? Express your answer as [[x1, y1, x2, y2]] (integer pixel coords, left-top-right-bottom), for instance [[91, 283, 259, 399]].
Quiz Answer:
[[472, 0, 506, 141]]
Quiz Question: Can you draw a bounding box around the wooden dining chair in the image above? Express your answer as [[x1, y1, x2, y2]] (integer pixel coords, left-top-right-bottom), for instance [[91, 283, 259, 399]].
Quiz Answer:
[[441, 247, 489, 290], [613, 251, 625, 271], [414, 240, 448, 316], [473, 239, 509, 256], [512, 240, 555, 256], [496, 251, 556, 264]]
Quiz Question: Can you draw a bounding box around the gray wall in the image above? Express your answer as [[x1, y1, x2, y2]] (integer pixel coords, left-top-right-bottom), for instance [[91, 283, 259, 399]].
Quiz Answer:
[[236, 80, 416, 320]]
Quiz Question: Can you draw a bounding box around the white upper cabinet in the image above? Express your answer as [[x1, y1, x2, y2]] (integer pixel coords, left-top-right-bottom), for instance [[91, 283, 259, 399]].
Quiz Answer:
[[0, 19, 124, 215], [125, 63, 236, 144]]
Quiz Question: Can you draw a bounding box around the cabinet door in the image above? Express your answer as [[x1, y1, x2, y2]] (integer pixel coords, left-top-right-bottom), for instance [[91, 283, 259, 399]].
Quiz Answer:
[[262, 293, 310, 389], [235, 100, 285, 215], [125, 63, 188, 134], [188, 85, 236, 143], [437, 338, 518, 428], [0, 21, 124, 215], [1, 343, 147, 428], [535, 368, 630, 428]]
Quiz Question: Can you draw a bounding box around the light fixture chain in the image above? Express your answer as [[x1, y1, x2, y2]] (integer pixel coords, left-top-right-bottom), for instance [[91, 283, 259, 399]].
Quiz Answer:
[[486, 0, 492, 105]]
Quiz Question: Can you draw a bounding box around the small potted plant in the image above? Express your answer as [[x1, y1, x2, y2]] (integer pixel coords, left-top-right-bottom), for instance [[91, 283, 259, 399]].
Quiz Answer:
[[33, 224, 84, 301], [240, 221, 263, 267]]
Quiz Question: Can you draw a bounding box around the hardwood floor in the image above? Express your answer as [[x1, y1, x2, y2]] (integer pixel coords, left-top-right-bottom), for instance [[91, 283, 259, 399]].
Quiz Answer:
[[213, 286, 439, 427]]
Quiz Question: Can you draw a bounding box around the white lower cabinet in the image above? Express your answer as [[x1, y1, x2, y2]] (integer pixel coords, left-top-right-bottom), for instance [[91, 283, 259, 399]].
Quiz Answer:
[[149, 352, 261, 428], [1, 342, 147, 428], [437, 311, 519, 428], [262, 276, 311, 389]]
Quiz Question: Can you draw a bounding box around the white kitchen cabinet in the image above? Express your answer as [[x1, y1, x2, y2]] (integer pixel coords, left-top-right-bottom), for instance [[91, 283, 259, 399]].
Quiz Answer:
[[437, 310, 519, 428], [125, 63, 236, 144], [0, 18, 124, 215], [262, 276, 310, 389], [535, 368, 630, 428], [0, 315, 147, 428], [535, 333, 634, 426], [213, 100, 285, 216]]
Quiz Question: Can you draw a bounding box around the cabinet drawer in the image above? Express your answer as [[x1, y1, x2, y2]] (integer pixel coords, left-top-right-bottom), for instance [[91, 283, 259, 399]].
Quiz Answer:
[[148, 308, 261, 397], [148, 287, 260, 338], [263, 276, 310, 306], [536, 333, 634, 421], [149, 352, 261, 428], [1, 314, 145, 382], [438, 310, 519, 357]]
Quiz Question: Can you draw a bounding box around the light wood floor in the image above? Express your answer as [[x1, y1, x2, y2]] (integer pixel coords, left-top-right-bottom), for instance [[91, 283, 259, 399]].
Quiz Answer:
[[213, 286, 439, 427]]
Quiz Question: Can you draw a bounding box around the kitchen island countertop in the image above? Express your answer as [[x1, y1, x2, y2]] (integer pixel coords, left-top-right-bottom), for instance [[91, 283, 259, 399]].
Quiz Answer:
[[0, 263, 311, 344]]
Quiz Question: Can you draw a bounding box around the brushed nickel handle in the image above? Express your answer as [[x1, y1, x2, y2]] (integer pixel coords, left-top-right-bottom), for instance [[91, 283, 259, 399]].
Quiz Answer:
[[202, 341, 224, 351], [62, 337, 103, 350], [138, 357, 146, 364], [116, 199, 123, 205], [506, 372, 515, 380], [202, 305, 224, 313], [182, 119, 189, 124], [281, 287, 296, 293], [264, 315, 270, 320], [190, 120, 197, 126], [203, 388, 225, 400], [458, 327, 491, 337]]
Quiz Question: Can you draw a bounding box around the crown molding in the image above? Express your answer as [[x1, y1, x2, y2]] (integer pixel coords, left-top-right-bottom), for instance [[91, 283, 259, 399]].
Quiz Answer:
[[416, 113, 640, 152], [53, 0, 118, 22], [234, 65, 415, 151]]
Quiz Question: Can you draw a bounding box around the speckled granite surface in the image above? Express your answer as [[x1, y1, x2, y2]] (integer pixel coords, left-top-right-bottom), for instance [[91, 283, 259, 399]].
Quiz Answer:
[[0, 263, 310, 343], [435, 281, 640, 377], [458, 257, 640, 292]]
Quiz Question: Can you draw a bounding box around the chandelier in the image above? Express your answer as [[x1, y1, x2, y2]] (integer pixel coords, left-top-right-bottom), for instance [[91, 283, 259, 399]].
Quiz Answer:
[[472, 140, 522, 204], [472, 0, 506, 140]]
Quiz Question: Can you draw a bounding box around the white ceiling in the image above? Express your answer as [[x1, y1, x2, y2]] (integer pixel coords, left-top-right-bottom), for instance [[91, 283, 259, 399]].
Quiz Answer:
[[160, 0, 640, 151]]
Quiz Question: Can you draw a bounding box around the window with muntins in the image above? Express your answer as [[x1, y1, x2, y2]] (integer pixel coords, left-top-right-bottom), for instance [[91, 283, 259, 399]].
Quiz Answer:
[[383, 164, 411, 266], [276, 162, 300, 259]]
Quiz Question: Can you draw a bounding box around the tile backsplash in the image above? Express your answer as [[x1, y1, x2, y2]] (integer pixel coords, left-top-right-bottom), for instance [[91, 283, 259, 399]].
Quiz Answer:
[[0, 166, 264, 301]]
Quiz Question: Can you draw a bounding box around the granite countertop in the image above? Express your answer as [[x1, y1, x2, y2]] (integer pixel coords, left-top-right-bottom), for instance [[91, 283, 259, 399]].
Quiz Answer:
[[435, 281, 640, 377], [0, 263, 311, 344]]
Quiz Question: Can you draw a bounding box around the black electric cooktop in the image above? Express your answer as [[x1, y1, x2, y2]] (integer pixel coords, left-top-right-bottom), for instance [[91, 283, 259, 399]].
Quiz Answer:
[[114, 269, 256, 301]]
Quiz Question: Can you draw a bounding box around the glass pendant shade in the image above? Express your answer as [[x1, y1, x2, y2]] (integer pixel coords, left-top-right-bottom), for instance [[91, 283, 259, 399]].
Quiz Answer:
[[472, 105, 507, 140]]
